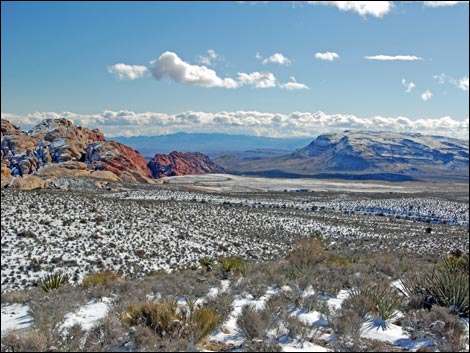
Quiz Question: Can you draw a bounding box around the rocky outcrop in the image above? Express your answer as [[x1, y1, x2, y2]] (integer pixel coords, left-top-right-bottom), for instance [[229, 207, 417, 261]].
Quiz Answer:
[[9, 175, 48, 190], [86, 141, 153, 182], [148, 151, 225, 178], [1, 118, 154, 188], [1, 163, 13, 188]]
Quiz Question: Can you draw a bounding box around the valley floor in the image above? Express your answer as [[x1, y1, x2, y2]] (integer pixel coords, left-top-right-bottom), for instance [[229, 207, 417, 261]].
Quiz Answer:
[[0, 174, 468, 352]]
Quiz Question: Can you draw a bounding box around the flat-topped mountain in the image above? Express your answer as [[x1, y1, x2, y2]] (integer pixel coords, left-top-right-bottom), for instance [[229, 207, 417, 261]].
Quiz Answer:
[[215, 131, 469, 182]]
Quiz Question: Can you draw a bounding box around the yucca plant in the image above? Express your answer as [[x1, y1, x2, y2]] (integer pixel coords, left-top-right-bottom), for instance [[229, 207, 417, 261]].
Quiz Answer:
[[429, 257, 469, 316], [399, 255, 469, 316], [37, 272, 69, 292], [351, 285, 401, 321], [219, 257, 248, 278], [199, 257, 214, 272]]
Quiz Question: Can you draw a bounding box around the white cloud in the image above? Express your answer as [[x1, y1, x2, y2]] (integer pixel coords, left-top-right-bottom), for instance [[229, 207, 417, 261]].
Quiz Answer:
[[314, 52, 340, 61], [279, 76, 310, 90], [197, 49, 219, 66], [365, 55, 423, 61], [258, 52, 291, 66], [237, 72, 277, 88], [108, 52, 309, 90], [433, 73, 448, 84], [433, 73, 469, 92], [422, 1, 468, 7], [107, 64, 149, 80], [149, 51, 239, 89], [402, 79, 416, 93], [458, 76, 469, 92], [308, 1, 393, 18], [3, 110, 468, 140], [421, 90, 433, 101]]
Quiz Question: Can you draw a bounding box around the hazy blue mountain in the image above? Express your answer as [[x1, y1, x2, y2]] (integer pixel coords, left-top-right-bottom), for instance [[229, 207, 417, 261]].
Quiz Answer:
[[113, 132, 313, 157]]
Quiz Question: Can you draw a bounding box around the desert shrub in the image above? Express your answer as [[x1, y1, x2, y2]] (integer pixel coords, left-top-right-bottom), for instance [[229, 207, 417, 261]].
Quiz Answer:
[[122, 300, 219, 343], [191, 307, 220, 342], [37, 272, 69, 292], [402, 306, 466, 352], [1, 288, 35, 304], [288, 237, 326, 274], [82, 315, 128, 352], [219, 257, 248, 278], [82, 269, 121, 288], [0, 330, 47, 352], [132, 326, 159, 352], [204, 291, 233, 323], [123, 300, 179, 338], [237, 306, 272, 340], [244, 338, 283, 352]]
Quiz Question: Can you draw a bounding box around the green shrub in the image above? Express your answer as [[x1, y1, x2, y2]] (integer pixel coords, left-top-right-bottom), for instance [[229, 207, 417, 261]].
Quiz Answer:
[[37, 272, 69, 292]]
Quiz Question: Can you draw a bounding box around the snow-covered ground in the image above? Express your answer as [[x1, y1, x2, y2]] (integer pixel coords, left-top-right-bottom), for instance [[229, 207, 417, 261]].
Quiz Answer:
[[1, 304, 32, 334], [1, 183, 467, 292]]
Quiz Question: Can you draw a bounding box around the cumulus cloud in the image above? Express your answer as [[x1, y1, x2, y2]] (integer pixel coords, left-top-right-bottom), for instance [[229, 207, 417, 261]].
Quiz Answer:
[[402, 79, 416, 93], [3, 110, 468, 140], [107, 64, 149, 80], [257, 52, 292, 66], [148, 51, 239, 88], [108, 51, 310, 90], [421, 90, 433, 101], [422, 1, 468, 7], [314, 52, 340, 61], [237, 72, 277, 88], [365, 55, 423, 61], [307, 1, 393, 18]]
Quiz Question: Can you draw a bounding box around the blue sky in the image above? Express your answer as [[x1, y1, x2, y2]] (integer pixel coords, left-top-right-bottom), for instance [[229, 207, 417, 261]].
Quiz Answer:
[[1, 1, 469, 138]]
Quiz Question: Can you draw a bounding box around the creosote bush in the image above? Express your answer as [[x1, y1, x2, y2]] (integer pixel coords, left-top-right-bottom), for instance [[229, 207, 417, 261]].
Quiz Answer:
[[82, 269, 121, 288], [121, 299, 219, 344], [288, 237, 327, 274]]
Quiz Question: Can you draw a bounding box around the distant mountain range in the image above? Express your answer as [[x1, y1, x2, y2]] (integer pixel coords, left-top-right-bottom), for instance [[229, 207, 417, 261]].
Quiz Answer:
[[214, 131, 469, 182], [113, 133, 313, 157]]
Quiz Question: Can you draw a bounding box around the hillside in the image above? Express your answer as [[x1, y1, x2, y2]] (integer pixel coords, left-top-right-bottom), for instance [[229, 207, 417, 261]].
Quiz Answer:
[[215, 131, 469, 182]]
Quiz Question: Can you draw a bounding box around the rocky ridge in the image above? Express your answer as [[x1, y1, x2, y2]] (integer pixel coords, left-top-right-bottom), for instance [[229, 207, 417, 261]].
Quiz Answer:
[[148, 151, 225, 178], [1, 119, 224, 189]]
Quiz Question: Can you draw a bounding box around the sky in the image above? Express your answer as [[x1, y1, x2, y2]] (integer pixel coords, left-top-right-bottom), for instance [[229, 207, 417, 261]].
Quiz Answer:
[[1, 1, 469, 138]]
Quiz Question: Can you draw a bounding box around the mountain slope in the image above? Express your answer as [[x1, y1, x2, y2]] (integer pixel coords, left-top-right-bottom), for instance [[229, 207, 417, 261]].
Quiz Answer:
[[215, 131, 469, 182]]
